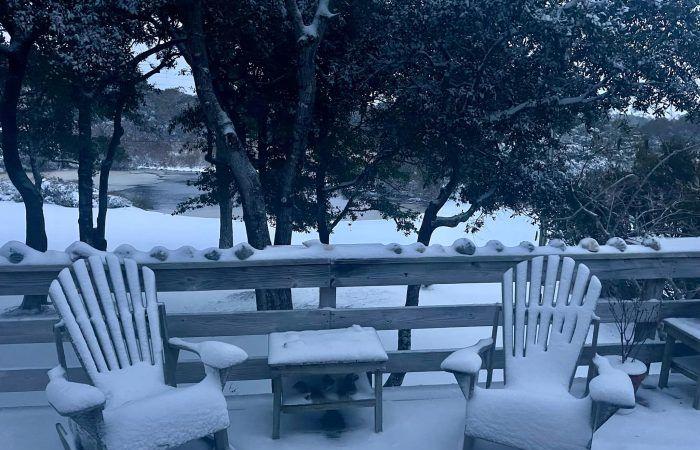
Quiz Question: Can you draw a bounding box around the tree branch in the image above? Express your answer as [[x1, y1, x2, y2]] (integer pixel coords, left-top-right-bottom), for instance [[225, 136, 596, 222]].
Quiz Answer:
[[129, 39, 184, 68], [486, 79, 608, 122], [432, 186, 496, 229], [284, 0, 335, 43]]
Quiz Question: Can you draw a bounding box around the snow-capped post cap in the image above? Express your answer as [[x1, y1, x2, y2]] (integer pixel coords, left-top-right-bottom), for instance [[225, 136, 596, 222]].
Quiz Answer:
[[66, 241, 103, 261], [302, 239, 334, 251], [519, 241, 535, 252], [149, 246, 170, 262], [173, 245, 196, 259], [642, 236, 661, 251], [452, 238, 476, 255], [548, 238, 567, 251], [579, 237, 600, 252], [411, 242, 427, 253], [203, 248, 222, 261], [485, 239, 505, 252], [113, 244, 137, 260], [606, 237, 627, 252], [302, 239, 321, 248], [385, 243, 403, 254], [233, 242, 255, 260], [0, 241, 31, 264]]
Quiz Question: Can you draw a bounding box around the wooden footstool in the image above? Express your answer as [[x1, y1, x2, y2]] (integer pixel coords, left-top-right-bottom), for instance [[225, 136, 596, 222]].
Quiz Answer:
[[267, 325, 388, 439]]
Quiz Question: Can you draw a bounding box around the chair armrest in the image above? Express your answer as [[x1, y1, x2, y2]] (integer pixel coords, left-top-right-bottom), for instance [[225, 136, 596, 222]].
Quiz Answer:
[[168, 337, 248, 369], [589, 355, 635, 409], [440, 338, 493, 375], [46, 366, 105, 416]]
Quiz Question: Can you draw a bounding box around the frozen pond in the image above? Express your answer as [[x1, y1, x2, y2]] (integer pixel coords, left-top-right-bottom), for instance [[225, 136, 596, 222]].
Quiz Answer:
[[14, 170, 407, 219]]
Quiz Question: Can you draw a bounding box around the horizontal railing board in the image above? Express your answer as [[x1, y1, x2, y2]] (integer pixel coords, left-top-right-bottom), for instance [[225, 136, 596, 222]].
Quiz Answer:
[[330, 256, 700, 287], [0, 261, 333, 296], [1, 342, 692, 393], [2, 251, 700, 295], [2, 300, 699, 345]]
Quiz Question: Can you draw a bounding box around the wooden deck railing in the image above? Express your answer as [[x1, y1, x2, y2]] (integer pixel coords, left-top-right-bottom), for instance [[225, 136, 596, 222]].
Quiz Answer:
[[1, 244, 700, 392]]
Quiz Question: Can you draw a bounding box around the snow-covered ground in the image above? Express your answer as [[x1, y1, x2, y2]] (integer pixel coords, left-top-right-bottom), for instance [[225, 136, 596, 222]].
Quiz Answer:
[[1, 375, 698, 450], [0, 198, 539, 250]]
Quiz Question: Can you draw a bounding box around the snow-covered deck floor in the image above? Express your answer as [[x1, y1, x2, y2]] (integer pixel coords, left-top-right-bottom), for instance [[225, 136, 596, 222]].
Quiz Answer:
[[1, 375, 698, 450]]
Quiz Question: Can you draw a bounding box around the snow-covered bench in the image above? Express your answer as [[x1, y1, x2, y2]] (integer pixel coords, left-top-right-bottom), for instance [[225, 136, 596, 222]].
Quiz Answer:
[[46, 255, 248, 450], [441, 256, 635, 450], [659, 317, 700, 409]]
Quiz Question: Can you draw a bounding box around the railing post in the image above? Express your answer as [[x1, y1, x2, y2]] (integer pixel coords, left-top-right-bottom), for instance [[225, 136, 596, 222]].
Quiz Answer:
[[636, 279, 665, 342], [319, 287, 337, 308]]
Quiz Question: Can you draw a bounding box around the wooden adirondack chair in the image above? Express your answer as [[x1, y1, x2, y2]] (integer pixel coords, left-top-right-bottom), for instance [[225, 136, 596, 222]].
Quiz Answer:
[[45, 255, 248, 450], [441, 255, 635, 450]]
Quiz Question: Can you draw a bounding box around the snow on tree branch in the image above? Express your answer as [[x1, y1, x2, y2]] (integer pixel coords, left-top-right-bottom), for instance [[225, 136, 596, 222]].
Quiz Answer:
[[284, 0, 335, 44]]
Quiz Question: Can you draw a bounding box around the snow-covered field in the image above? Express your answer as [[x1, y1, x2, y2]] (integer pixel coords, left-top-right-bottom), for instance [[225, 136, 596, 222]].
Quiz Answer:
[[1, 198, 539, 250]]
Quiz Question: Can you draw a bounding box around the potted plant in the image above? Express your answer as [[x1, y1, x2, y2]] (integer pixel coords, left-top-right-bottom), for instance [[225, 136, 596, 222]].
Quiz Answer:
[[606, 295, 660, 393]]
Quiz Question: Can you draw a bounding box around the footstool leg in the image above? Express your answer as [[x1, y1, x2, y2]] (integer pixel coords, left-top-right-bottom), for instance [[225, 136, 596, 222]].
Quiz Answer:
[[374, 370, 383, 433], [659, 335, 675, 389], [272, 376, 282, 439]]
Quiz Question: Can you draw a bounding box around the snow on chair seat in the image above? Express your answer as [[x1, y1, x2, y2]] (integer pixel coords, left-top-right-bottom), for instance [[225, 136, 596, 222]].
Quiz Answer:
[[102, 377, 229, 450], [46, 254, 247, 450], [464, 385, 594, 450], [443, 255, 635, 450]]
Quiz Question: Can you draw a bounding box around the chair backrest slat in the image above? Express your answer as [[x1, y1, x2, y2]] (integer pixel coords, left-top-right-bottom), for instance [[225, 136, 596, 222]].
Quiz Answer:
[[125, 258, 151, 363], [73, 259, 120, 370], [88, 255, 131, 368], [525, 256, 544, 351], [49, 280, 100, 377], [57, 270, 109, 372], [49, 256, 164, 383], [502, 256, 601, 390], [502, 267, 514, 368], [143, 266, 163, 366], [105, 254, 141, 363], [514, 262, 528, 357]]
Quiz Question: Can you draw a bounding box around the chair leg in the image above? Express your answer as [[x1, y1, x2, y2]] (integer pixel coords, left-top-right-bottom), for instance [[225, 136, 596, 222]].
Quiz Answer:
[[462, 435, 476, 450], [56, 423, 80, 450], [693, 379, 700, 410], [374, 370, 383, 433], [272, 376, 282, 439], [659, 335, 675, 388], [213, 428, 231, 450]]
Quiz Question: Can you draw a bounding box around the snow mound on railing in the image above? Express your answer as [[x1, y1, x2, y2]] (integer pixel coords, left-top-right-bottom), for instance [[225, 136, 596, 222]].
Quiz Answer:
[[0, 235, 687, 266]]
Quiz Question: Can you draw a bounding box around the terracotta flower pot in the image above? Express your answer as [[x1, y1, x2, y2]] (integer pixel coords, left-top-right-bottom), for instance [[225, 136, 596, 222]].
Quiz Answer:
[[604, 355, 648, 393]]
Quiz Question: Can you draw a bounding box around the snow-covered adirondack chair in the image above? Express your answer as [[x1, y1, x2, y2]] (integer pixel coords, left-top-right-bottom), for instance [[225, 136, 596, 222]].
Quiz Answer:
[[45, 255, 248, 450], [441, 256, 635, 450]]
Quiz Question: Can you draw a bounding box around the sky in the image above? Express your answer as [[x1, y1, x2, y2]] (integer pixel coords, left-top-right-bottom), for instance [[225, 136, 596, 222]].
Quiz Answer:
[[141, 55, 195, 92]]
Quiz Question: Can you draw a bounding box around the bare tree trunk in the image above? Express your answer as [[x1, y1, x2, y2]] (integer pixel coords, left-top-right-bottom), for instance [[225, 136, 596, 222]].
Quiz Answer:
[[216, 162, 234, 248], [314, 118, 331, 244], [175, 0, 291, 310], [385, 171, 462, 387], [1, 40, 48, 311], [28, 150, 43, 197], [384, 207, 439, 387], [316, 167, 331, 245], [94, 94, 126, 251], [275, 0, 333, 245], [275, 45, 320, 245], [76, 92, 96, 246], [1, 43, 47, 253]]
